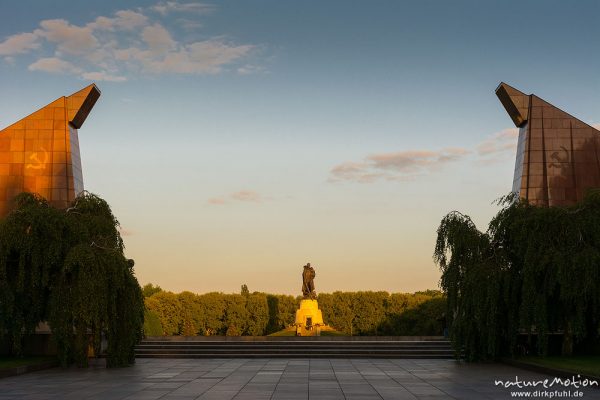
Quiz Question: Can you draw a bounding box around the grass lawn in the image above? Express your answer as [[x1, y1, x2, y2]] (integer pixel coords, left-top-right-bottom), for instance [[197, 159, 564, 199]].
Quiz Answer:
[[268, 328, 296, 337], [268, 327, 345, 336], [0, 356, 57, 370], [515, 356, 600, 378], [320, 330, 346, 336]]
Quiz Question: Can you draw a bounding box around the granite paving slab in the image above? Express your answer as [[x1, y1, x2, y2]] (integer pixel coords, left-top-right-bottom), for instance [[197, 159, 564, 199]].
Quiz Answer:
[[0, 358, 598, 399]]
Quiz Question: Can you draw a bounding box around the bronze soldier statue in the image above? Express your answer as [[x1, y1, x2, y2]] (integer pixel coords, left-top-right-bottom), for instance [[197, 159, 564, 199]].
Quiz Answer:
[[302, 263, 316, 299]]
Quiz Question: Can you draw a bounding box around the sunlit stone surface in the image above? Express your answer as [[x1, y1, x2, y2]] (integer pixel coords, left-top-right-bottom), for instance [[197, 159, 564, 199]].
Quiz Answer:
[[497, 82, 600, 207], [295, 299, 325, 336], [0, 84, 100, 215]]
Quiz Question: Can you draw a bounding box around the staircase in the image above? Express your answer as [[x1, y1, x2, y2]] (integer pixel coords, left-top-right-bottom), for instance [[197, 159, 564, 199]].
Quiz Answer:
[[135, 336, 456, 359]]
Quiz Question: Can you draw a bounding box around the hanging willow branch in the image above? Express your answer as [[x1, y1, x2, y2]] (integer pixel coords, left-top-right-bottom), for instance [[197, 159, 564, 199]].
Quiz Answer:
[[434, 192, 600, 361], [0, 192, 143, 367]]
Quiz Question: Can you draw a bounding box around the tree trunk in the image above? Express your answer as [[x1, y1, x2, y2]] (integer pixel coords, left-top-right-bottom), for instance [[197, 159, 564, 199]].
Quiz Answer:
[[561, 321, 573, 356]]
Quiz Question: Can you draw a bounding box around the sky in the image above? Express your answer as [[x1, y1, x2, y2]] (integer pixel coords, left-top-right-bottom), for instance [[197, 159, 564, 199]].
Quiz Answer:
[[0, 0, 599, 295]]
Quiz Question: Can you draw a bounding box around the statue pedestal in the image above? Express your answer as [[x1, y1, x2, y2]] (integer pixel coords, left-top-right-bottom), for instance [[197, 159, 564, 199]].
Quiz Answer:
[[294, 299, 324, 336]]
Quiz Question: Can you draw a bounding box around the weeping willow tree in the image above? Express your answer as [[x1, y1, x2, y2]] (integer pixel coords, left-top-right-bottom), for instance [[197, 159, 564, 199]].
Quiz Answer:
[[0, 194, 64, 357], [0, 192, 144, 367], [435, 192, 600, 361]]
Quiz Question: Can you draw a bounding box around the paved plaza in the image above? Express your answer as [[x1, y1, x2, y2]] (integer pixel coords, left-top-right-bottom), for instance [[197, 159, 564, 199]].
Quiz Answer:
[[0, 358, 598, 400]]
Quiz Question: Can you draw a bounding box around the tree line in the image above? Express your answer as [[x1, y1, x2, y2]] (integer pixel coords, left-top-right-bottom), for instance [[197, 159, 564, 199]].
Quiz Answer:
[[142, 284, 446, 337], [435, 193, 600, 361]]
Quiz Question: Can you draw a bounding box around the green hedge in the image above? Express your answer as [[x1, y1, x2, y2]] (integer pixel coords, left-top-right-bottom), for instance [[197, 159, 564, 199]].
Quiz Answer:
[[143, 287, 446, 336]]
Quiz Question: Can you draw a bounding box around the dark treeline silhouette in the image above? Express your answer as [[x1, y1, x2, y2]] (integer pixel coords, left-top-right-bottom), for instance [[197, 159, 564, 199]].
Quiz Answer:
[[142, 284, 446, 337]]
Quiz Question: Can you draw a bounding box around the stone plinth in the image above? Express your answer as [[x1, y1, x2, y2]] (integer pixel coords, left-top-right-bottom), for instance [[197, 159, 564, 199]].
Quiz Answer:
[[294, 299, 324, 336]]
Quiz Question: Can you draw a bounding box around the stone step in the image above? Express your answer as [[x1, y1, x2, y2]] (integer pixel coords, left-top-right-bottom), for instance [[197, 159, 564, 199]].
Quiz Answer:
[[136, 350, 454, 356], [136, 348, 453, 353], [135, 339, 457, 359], [136, 344, 452, 349], [136, 353, 455, 359], [141, 336, 447, 341], [135, 347, 454, 353], [138, 341, 452, 345]]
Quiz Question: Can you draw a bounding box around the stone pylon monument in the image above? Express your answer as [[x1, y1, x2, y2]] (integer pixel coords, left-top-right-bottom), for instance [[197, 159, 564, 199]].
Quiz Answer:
[[295, 263, 325, 336], [496, 82, 600, 206], [0, 84, 100, 216]]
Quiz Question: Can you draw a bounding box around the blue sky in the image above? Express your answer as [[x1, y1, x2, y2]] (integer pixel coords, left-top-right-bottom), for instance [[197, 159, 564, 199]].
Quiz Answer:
[[0, 1, 599, 294]]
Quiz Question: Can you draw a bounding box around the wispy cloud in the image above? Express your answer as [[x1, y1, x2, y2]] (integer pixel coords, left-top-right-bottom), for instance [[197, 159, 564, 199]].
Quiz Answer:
[[81, 71, 127, 82], [329, 128, 526, 183], [178, 18, 204, 31], [0, 2, 256, 82], [28, 57, 82, 74], [88, 10, 149, 31], [475, 128, 519, 165], [0, 32, 40, 55], [330, 148, 470, 183], [35, 19, 98, 55], [237, 64, 266, 75], [230, 190, 262, 202], [208, 190, 264, 205], [477, 128, 519, 155], [208, 197, 228, 205], [151, 1, 215, 15]]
